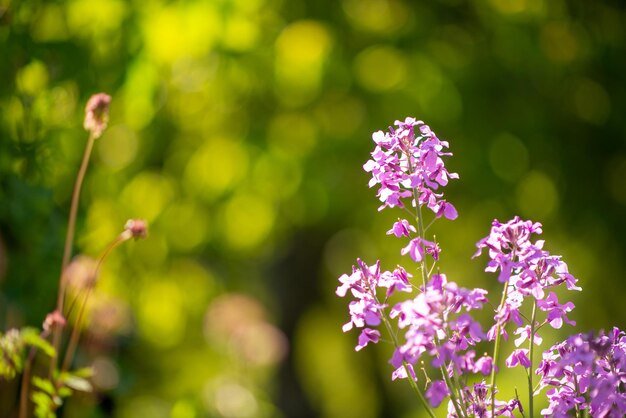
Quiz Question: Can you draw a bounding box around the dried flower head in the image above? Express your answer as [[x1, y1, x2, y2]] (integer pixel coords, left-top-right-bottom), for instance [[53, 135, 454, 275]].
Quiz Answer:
[[83, 93, 111, 138], [43, 310, 67, 333], [123, 219, 148, 240]]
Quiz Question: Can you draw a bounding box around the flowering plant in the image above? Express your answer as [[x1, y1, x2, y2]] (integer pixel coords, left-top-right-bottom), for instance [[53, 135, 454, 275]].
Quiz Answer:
[[0, 93, 147, 418], [337, 118, 625, 417]]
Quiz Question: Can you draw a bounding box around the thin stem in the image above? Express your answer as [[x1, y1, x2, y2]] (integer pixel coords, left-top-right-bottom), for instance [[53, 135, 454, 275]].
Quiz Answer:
[[368, 274, 436, 418], [573, 374, 583, 418], [19, 330, 51, 418], [528, 299, 537, 418], [490, 280, 510, 416], [18, 350, 35, 418], [416, 203, 428, 288], [515, 388, 527, 418], [59, 133, 96, 308], [440, 364, 466, 418], [60, 234, 127, 375], [49, 133, 96, 379], [380, 313, 436, 418]]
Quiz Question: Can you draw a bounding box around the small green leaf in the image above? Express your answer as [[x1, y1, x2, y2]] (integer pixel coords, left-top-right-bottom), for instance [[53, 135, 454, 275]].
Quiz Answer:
[[72, 367, 94, 378], [58, 387, 72, 398], [21, 328, 56, 358], [32, 376, 55, 396], [63, 375, 93, 393]]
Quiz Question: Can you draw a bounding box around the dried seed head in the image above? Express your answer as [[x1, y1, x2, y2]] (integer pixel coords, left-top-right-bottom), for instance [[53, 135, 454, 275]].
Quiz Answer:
[[83, 93, 111, 139], [124, 219, 148, 240], [43, 310, 67, 333]]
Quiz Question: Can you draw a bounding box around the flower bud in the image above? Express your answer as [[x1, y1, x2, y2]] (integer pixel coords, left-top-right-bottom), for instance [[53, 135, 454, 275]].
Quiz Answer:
[[83, 93, 111, 139], [123, 219, 148, 240], [43, 310, 67, 333]]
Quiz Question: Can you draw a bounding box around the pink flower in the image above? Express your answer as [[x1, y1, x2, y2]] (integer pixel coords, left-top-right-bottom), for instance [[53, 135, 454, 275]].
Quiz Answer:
[[505, 349, 531, 368], [426, 380, 449, 407], [83, 93, 111, 138]]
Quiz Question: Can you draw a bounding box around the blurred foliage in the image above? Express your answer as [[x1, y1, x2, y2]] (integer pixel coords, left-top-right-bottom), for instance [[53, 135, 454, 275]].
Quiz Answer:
[[1, 0, 626, 417]]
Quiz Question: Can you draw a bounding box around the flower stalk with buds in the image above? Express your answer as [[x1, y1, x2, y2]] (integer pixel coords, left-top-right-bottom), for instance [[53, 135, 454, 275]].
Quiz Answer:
[[2, 92, 149, 418]]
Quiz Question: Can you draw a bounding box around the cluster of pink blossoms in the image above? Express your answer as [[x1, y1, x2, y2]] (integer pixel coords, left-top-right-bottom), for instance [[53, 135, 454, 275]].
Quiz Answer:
[[363, 117, 458, 218], [337, 117, 626, 417], [537, 328, 626, 417], [474, 217, 581, 371]]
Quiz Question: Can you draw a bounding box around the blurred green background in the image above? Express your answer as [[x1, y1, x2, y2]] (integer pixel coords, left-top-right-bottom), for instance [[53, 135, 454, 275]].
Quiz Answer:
[[1, 0, 626, 417]]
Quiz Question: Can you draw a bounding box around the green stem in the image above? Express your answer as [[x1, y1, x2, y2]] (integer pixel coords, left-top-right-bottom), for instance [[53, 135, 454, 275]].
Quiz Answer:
[[528, 299, 537, 418], [375, 293, 436, 418], [573, 375, 583, 418], [490, 280, 510, 416], [440, 364, 466, 418]]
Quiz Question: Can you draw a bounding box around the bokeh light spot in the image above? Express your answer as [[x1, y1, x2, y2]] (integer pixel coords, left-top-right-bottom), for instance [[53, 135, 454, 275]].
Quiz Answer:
[[98, 124, 139, 171], [516, 170, 559, 221], [16, 60, 49, 96], [142, 3, 220, 64], [138, 280, 185, 348], [171, 401, 196, 418], [124, 58, 159, 129], [342, 0, 411, 35], [30, 3, 69, 42], [252, 152, 302, 200], [541, 22, 580, 63], [275, 20, 333, 106], [184, 137, 249, 201], [354, 45, 407, 92], [572, 78, 611, 125], [295, 308, 379, 418], [222, 16, 259, 52], [204, 379, 258, 418], [92, 357, 120, 391], [267, 112, 318, 157], [219, 194, 275, 250], [161, 201, 210, 251], [121, 172, 175, 222], [489, 133, 529, 182], [67, 0, 127, 38], [314, 93, 365, 139]]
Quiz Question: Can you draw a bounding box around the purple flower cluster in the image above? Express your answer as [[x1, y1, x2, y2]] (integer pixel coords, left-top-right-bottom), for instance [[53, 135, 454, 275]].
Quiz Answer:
[[447, 382, 521, 418], [363, 118, 458, 218], [336, 259, 412, 351], [537, 328, 626, 417], [474, 217, 580, 351], [337, 117, 625, 417], [389, 274, 491, 381]]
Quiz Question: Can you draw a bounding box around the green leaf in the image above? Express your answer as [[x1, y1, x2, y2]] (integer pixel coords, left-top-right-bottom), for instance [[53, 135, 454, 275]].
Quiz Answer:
[[31, 391, 56, 418], [63, 375, 93, 393], [71, 366, 94, 378], [21, 328, 56, 358], [58, 386, 72, 398], [32, 376, 55, 396]]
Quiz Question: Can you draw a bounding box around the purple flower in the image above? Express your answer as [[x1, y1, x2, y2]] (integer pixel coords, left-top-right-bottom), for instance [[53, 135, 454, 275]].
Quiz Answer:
[[386, 219, 416, 238], [389, 274, 489, 379], [401, 237, 440, 262], [537, 292, 576, 329], [537, 328, 626, 417], [474, 355, 494, 376], [514, 325, 543, 347], [426, 380, 449, 407], [337, 259, 414, 351], [364, 118, 458, 215], [356, 328, 381, 351], [506, 349, 531, 368]]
